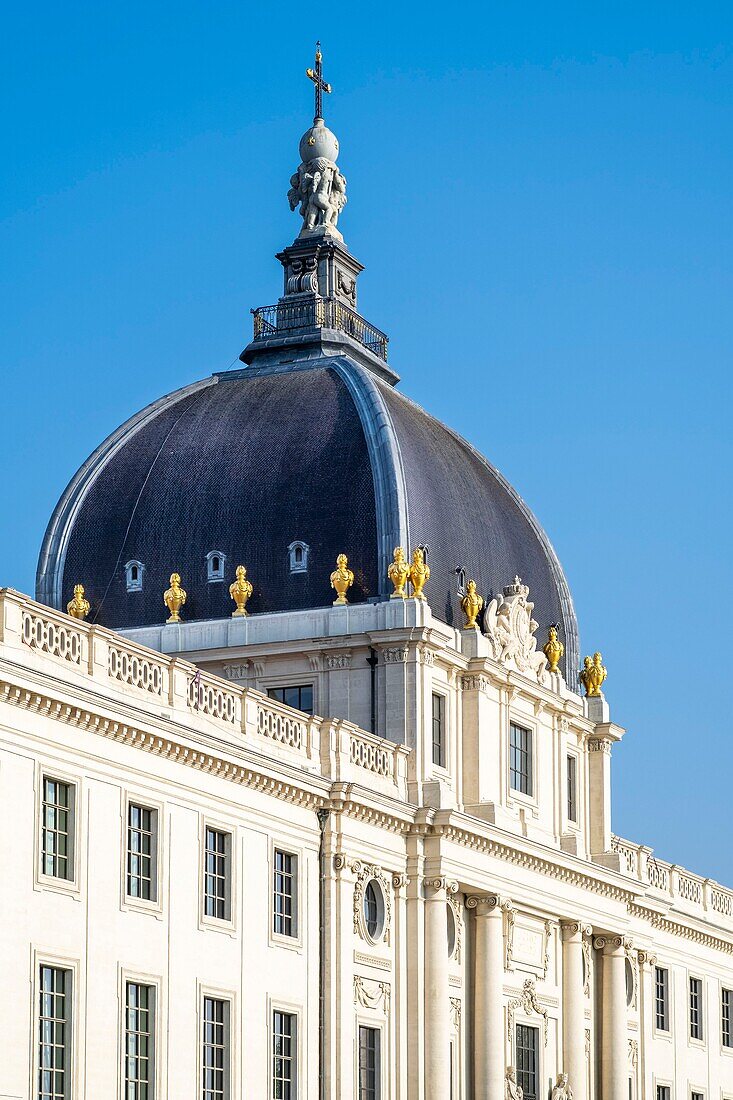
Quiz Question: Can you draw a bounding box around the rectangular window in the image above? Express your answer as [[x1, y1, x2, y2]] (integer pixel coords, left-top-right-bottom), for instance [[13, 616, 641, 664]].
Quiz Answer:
[[127, 803, 157, 902], [509, 723, 533, 796], [125, 982, 155, 1099], [566, 754, 578, 822], [690, 976, 704, 1040], [268, 685, 314, 715], [657, 1088, 671, 1100], [515, 1024, 539, 1100], [273, 850, 297, 938], [202, 996, 229, 1100], [38, 965, 70, 1100], [691, 1093, 704, 1100], [432, 693, 445, 768], [273, 1011, 296, 1099], [655, 966, 670, 1032], [723, 987, 733, 1047], [41, 777, 73, 880], [358, 1026, 380, 1100], [204, 828, 230, 921]]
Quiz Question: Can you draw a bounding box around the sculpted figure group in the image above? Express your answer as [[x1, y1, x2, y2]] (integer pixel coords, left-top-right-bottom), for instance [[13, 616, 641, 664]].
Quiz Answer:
[[288, 157, 347, 234]]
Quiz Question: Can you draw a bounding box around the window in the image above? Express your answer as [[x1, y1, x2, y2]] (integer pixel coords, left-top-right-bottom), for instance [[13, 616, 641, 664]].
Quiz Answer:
[[127, 803, 157, 902], [657, 1088, 670, 1100], [273, 850, 297, 938], [566, 755, 578, 822], [288, 541, 310, 574], [38, 965, 71, 1100], [125, 560, 144, 592], [364, 881, 379, 938], [690, 976, 704, 1040], [509, 723, 533, 796], [655, 967, 670, 1032], [723, 987, 733, 1047], [206, 551, 226, 583], [515, 1024, 539, 1100], [268, 685, 314, 715], [202, 997, 229, 1100], [41, 777, 74, 881], [358, 1026, 380, 1100], [691, 1093, 704, 1100], [273, 1011, 296, 1099], [432, 693, 446, 768], [125, 982, 155, 1099], [204, 828, 230, 921]]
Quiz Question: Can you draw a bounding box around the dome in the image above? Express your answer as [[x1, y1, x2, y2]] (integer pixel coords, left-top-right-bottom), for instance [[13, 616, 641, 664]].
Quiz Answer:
[[36, 353, 579, 679], [299, 119, 340, 164]]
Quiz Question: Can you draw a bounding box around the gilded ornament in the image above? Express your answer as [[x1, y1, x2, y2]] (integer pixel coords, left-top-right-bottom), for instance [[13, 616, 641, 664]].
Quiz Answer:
[[163, 573, 187, 624], [387, 546, 409, 599], [66, 584, 90, 621], [543, 624, 564, 674], [580, 651, 607, 697], [460, 579, 484, 628], [229, 565, 253, 617], [330, 553, 354, 605], [408, 547, 430, 601]]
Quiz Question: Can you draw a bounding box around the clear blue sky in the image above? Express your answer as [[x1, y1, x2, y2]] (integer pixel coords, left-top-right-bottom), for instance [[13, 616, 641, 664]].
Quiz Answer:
[[2, 4, 731, 880]]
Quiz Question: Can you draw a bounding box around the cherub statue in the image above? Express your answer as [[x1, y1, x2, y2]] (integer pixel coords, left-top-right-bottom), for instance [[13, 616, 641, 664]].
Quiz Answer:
[[551, 1073, 573, 1100], [580, 651, 607, 697], [288, 157, 347, 234], [460, 579, 484, 628], [505, 1066, 523, 1100]]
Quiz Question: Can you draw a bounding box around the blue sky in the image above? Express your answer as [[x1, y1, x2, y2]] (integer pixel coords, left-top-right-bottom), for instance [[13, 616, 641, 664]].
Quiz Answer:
[[1, 3, 732, 880]]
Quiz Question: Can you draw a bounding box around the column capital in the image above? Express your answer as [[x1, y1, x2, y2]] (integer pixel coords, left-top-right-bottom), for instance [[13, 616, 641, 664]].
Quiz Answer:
[[466, 893, 512, 916], [593, 934, 632, 954], [392, 872, 410, 892], [423, 877, 458, 900], [560, 920, 593, 941], [637, 948, 657, 968]]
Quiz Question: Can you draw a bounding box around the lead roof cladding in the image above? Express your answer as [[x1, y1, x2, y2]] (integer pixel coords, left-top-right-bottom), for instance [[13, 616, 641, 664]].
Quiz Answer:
[[39, 355, 578, 678]]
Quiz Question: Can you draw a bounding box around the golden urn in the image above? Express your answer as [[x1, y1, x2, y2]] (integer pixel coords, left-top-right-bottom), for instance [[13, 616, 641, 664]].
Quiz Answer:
[[408, 547, 430, 600], [66, 583, 90, 621], [580, 651, 607, 697], [543, 624, 564, 674], [229, 564, 253, 617], [460, 579, 483, 629], [164, 573, 187, 624], [330, 553, 354, 605], [387, 546, 409, 599]]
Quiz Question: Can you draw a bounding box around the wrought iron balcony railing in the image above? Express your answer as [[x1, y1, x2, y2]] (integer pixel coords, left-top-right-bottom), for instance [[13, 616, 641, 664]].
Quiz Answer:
[[251, 297, 389, 362]]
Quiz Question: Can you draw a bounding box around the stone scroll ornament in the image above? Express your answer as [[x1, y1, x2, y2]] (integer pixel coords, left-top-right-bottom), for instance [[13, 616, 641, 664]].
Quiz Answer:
[[483, 576, 549, 683]]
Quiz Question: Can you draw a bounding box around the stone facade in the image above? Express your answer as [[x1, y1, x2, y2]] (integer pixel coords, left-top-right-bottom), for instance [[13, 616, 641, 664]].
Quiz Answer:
[[2, 586, 732, 1098]]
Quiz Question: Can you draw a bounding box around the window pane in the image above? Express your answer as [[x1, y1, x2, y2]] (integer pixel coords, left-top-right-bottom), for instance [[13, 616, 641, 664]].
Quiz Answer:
[[274, 850, 296, 937], [267, 685, 313, 715], [566, 755, 577, 821], [273, 1012, 296, 1099], [723, 987, 733, 1047], [42, 779, 72, 880], [125, 983, 154, 1099], [358, 1026, 380, 1100], [510, 724, 533, 796], [690, 976, 703, 1040], [38, 966, 69, 1100], [655, 967, 669, 1031], [202, 997, 228, 1100], [515, 1024, 538, 1100], [127, 805, 155, 902], [204, 829, 229, 920], [432, 693, 445, 768]]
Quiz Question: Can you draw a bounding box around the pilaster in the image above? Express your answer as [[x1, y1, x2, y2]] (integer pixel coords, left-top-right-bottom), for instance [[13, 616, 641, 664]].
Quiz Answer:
[[467, 894, 511, 1098], [560, 921, 592, 1100], [594, 935, 630, 1100]]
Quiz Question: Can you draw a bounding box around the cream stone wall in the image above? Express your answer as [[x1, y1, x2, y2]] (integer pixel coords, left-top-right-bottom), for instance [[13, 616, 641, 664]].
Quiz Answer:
[[2, 587, 733, 1099]]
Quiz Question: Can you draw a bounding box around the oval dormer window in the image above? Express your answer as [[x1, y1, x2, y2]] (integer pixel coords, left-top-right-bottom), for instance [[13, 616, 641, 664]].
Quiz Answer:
[[206, 550, 226, 583], [124, 560, 144, 593]]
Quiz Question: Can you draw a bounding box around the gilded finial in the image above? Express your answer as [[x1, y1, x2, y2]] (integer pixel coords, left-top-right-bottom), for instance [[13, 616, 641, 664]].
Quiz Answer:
[[229, 565, 253, 617], [543, 623, 564, 674], [580, 651, 607, 697], [163, 573, 187, 624], [330, 553, 354, 605], [66, 583, 90, 621], [408, 546, 430, 601], [460, 579, 484, 629], [387, 546, 409, 599]]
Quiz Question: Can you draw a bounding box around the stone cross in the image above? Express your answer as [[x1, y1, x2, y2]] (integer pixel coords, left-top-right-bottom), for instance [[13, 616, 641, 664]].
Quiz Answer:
[[306, 41, 331, 120]]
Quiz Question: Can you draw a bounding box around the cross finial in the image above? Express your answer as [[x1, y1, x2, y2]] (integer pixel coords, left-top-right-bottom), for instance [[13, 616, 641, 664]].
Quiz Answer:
[[306, 40, 332, 121]]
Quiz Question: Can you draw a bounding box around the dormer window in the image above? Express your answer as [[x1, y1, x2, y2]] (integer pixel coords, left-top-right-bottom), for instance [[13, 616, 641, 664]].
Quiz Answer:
[[288, 541, 310, 574], [124, 560, 144, 592], [206, 551, 226, 583]]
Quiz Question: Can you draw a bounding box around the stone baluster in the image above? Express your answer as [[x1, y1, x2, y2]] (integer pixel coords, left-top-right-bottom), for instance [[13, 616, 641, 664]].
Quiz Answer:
[[423, 878, 454, 1097], [467, 894, 509, 1098], [560, 922, 591, 1100], [595, 936, 629, 1100]]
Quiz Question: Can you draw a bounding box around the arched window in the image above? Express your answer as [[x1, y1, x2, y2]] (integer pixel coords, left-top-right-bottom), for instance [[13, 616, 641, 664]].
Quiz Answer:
[[287, 541, 310, 574], [206, 550, 226, 583], [124, 560, 144, 593]]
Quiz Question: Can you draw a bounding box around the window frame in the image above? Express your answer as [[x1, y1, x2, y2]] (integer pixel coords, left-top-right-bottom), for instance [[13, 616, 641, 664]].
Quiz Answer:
[[655, 1085, 672, 1100], [32, 951, 80, 1100], [270, 1002, 300, 1100], [121, 792, 164, 916], [722, 986, 733, 1051], [431, 691, 447, 770], [689, 973, 705, 1043], [514, 1020, 540, 1100], [287, 541, 310, 574], [566, 752, 578, 824], [198, 985, 234, 1100], [270, 841, 302, 949], [125, 560, 145, 593], [206, 551, 227, 583], [119, 968, 162, 1100], [654, 965, 671, 1035], [508, 720, 534, 799], [199, 818, 236, 933], [357, 1023, 382, 1100], [266, 683, 315, 716], [35, 765, 81, 896]]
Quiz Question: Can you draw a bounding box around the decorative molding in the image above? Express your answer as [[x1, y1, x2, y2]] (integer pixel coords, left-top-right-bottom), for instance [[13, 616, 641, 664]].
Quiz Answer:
[[382, 647, 408, 664], [353, 951, 391, 972], [628, 1039, 638, 1068], [307, 653, 322, 673], [221, 662, 250, 682], [585, 1029, 591, 1059], [505, 906, 516, 970], [353, 862, 392, 945], [625, 942, 639, 1010], [448, 891, 463, 963], [325, 652, 351, 671], [460, 674, 491, 694], [418, 648, 436, 667], [582, 937, 592, 998], [507, 978, 549, 1046], [450, 997, 461, 1030], [543, 920, 553, 977], [353, 975, 390, 1011], [587, 738, 612, 755]]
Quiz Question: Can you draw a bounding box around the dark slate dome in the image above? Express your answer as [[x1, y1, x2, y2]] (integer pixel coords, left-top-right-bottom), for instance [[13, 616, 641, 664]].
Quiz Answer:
[[37, 349, 579, 679]]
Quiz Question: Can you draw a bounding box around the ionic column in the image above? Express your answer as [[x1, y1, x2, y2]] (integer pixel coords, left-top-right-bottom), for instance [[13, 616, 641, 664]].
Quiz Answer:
[[423, 878, 454, 1097], [560, 922, 590, 1100], [595, 936, 628, 1100], [467, 894, 509, 1099]]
